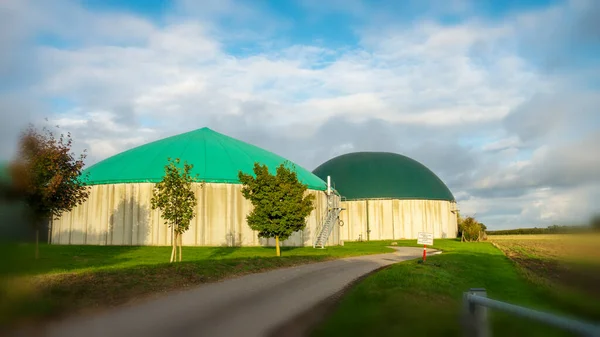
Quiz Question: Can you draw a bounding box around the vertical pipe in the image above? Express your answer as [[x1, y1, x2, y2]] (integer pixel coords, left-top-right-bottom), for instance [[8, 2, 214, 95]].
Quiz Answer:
[[463, 288, 489, 337], [366, 200, 370, 241], [327, 176, 331, 195]]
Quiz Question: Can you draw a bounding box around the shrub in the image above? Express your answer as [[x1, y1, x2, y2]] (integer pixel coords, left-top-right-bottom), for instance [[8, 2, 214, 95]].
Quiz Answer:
[[461, 217, 483, 242]]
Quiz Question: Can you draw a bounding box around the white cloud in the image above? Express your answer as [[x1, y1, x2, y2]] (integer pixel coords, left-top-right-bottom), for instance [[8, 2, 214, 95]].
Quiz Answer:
[[0, 93, 40, 159], [46, 109, 158, 163], [460, 183, 600, 228], [482, 136, 522, 152], [1, 0, 599, 229], [29, 9, 544, 134]]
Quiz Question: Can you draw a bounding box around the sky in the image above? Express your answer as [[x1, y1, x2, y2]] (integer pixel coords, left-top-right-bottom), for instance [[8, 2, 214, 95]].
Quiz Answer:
[[1, 0, 599, 230]]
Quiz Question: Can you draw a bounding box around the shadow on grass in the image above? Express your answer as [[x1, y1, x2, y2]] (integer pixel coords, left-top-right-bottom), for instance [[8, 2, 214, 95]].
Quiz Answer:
[[254, 246, 305, 255], [0, 242, 143, 278], [280, 246, 304, 252], [1, 254, 331, 330], [208, 247, 241, 259]]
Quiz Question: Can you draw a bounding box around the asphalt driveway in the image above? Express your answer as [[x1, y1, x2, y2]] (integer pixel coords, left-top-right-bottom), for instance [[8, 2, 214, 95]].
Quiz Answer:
[[12, 246, 439, 337]]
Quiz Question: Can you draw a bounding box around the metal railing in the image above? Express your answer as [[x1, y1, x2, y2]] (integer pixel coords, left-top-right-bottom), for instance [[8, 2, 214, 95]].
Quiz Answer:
[[462, 288, 600, 337], [314, 208, 342, 248], [312, 197, 332, 247], [313, 192, 343, 248]]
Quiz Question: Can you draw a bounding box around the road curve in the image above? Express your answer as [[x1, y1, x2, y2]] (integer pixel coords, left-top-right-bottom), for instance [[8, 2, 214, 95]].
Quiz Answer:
[[12, 247, 439, 337]]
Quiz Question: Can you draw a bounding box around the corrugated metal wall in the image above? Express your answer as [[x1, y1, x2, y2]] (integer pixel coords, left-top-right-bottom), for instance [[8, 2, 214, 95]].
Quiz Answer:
[[51, 183, 338, 247], [338, 199, 458, 241]]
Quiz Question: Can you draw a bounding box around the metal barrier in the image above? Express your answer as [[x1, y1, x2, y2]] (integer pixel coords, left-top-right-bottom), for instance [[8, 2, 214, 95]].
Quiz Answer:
[[462, 288, 600, 337]]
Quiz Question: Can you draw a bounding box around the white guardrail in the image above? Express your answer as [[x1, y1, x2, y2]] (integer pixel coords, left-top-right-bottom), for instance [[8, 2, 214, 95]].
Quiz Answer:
[[462, 288, 600, 337]]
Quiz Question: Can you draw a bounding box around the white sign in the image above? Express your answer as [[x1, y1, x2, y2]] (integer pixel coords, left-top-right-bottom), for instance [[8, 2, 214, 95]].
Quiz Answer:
[[417, 232, 434, 245]]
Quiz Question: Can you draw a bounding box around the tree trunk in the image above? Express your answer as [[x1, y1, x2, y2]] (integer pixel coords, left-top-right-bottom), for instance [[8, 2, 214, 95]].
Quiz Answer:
[[178, 232, 182, 262], [35, 229, 39, 259], [47, 218, 52, 244], [275, 236, 281, 257], [174, 232, 178, 263], [176, 232, 180, 262], [170, 232, 176, 263]]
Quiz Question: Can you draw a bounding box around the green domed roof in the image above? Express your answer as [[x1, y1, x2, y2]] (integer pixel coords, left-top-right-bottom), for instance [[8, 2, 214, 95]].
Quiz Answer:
[[312, 152, 454, 201], [84, 128, 327, 191]]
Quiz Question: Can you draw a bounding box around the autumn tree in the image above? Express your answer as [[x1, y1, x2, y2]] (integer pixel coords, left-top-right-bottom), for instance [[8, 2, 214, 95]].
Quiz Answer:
[[8, 124, 90, 258], [151, 158, 199, 263], [238, 162, 315, 257]]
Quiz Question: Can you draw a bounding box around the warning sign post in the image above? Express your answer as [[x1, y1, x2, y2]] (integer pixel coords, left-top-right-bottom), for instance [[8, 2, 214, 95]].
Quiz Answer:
[[417, 232, 434, 262]]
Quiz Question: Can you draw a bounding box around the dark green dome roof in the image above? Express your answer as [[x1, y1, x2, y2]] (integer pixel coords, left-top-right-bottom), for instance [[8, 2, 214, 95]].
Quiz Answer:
[[312, 152, 455, 201], [84, 127, 327, 190]]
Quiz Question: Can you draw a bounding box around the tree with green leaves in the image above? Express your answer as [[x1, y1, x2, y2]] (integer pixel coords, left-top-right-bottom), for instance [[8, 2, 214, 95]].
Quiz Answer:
[[7, 124, 90, 258], [151, 158, 199, 263], [460, 216, 484, 242], [238, 162, 315, 256], [592, 215, 600, 232]]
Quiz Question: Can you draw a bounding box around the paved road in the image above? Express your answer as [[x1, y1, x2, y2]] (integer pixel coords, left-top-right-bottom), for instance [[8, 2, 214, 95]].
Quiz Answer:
[[12, 247, 439, 337]]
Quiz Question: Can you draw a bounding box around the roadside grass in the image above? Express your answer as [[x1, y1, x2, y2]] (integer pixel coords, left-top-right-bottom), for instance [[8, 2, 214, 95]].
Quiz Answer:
[[0, 241, 393, 329], [312, 239, 600, 337], [0, 241, 394, 277]]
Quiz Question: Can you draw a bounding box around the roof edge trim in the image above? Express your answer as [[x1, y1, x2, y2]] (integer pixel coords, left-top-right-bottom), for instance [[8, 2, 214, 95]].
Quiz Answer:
[[83, 179, 327, 191]]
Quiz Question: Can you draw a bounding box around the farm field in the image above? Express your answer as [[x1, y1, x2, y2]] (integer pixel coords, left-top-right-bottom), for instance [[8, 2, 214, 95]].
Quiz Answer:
[[313, 239, 600, 337], [0, 241, 394, 329], [489, 234, 600, 302]]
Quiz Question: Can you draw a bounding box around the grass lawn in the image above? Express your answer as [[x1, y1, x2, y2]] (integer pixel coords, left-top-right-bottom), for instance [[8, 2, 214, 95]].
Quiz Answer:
[[0, 241, 393, 329], [312, 239, 600, 337]]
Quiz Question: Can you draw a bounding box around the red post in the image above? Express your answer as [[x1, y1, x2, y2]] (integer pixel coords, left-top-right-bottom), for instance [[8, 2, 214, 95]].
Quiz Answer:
[[423, 244, 427, 262]]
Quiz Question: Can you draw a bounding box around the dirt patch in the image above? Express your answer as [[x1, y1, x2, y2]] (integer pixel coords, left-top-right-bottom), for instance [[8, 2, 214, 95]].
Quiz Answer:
[[511, 256, 600, 298], [492, 237, 600, 300]]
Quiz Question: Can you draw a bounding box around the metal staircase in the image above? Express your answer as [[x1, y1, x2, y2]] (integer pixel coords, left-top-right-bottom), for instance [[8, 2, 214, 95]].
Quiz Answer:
[[313, 192, 344, 248]]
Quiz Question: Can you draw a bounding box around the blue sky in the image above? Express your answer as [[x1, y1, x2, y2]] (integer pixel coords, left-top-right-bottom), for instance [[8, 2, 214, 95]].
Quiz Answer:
[[1, 0, 599, 229]]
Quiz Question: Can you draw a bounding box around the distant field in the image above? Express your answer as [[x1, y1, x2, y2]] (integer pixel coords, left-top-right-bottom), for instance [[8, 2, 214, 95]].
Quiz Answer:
[[489, 234, 600, 300], [0, 242, 394, 329]]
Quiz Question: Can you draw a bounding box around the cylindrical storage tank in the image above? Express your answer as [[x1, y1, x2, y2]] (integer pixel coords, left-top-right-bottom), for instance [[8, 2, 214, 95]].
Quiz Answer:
[[51, 127, 339, 247], [312, 152, 458, 241]]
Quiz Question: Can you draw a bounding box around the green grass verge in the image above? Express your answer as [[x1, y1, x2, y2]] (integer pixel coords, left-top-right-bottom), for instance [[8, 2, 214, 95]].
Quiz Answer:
[[0, 241, 393, 328], [312, 239, 600, 337], [1, 241, 394, 277]]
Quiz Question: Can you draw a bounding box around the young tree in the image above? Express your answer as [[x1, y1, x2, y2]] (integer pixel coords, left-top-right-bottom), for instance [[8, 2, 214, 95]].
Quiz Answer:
[[238, 162, 315, 256], [151, 158, 199, 263], [8, 124, 90, 258]]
